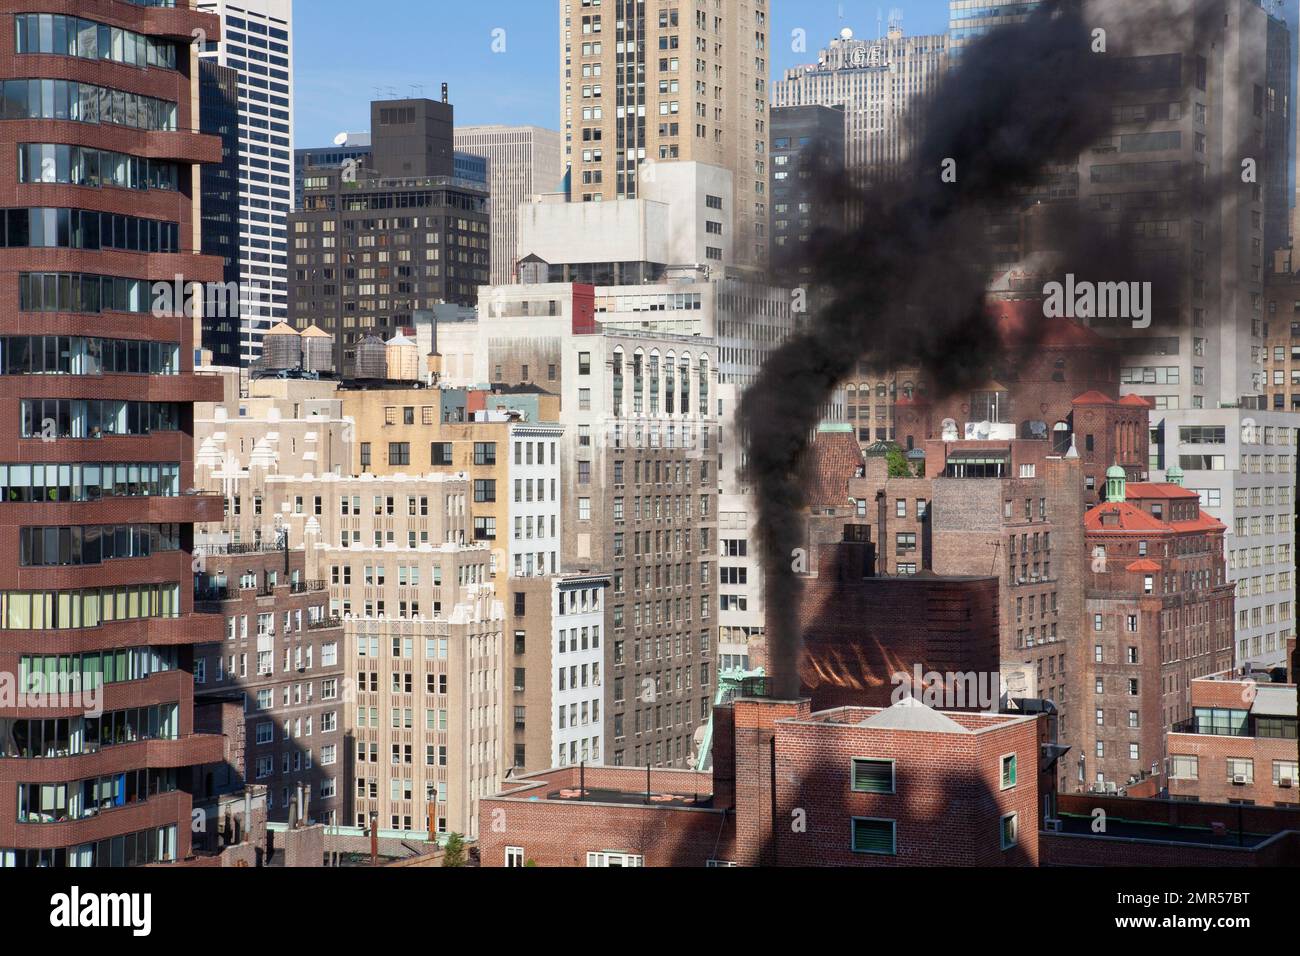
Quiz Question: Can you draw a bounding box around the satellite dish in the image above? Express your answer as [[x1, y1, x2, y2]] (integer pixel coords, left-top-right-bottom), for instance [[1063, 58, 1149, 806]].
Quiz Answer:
[[976, 421, 992, 440], [840, 27, 854, 40], [333, 132, 349, 146]]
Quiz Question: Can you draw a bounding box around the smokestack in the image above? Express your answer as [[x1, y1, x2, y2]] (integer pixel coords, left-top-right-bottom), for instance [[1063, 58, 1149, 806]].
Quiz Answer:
[[370, 812, 379, 866]]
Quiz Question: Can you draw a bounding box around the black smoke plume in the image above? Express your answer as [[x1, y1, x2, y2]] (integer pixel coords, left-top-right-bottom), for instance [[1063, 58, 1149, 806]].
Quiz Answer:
[[743, 0, 1199, 698]]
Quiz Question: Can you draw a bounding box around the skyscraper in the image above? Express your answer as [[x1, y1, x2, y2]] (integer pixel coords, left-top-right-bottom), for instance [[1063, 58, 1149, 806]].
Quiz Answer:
[[948, 0, 1041, 56], [288, 98, 490, 374], [1056, 0, 1294, 670], [558, 0, 771, 269], [199, 60, 242, 367], [769, 104, 845, 279], [455, 125, 564, 285], [0, 0, 228, 865], [772, 23, 947, 184], [197, 0, 295, 367]]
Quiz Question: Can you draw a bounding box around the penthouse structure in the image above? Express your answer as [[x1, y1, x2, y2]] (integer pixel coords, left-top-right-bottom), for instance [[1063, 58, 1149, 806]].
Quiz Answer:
[[1167, 670, 1297, 806]]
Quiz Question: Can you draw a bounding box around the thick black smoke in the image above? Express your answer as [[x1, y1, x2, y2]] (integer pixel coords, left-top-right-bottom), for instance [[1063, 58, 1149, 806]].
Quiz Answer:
[[743, 0, 1183, 698]]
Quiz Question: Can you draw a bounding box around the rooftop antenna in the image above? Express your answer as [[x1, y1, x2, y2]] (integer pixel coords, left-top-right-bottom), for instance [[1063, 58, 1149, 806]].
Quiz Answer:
[[410, 84, 424, 98], [386, 86, 398, 100], [371, 86, 384, 101]]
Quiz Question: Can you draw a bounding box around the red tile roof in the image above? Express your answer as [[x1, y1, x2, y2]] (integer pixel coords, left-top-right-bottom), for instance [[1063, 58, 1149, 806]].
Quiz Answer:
[[1118, 394, 1153, 408], [1084, 501, 1169, 532], [1170, 514, 1227, 533], [805, 430, 866, 511], [1071, 390, 1116, 406], [1126, 483, 1199, 500]]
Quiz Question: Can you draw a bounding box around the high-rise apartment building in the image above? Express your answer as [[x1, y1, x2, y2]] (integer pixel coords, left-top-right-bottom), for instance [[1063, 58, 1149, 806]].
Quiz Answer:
[[1077, 469, 1235, 794], [1074, 0, 1294, 671], [439, 285, 720, 771], [772, 25, 947, 183], [192, 548, 344, 826], [289, 99, 490, 375], [0, 0, 229, 866], [455, 126, 564, 285], [198, 0, 295, 367], [558, 0, 771, 268]]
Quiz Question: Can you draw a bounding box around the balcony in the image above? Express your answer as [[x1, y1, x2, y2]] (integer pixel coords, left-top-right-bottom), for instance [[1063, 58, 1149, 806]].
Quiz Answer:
[[306, 616, 343, 631]]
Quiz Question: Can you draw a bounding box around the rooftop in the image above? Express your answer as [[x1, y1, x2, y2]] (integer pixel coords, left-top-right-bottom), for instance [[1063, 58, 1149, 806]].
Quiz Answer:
[[793, 701, 1037, 734], [543, 787, 713, 809], [1054, 812, 1274, 849]]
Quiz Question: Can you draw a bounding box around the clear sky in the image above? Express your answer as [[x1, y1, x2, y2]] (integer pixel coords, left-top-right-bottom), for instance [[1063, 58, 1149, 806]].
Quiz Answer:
[[293, 0, 956, 148]]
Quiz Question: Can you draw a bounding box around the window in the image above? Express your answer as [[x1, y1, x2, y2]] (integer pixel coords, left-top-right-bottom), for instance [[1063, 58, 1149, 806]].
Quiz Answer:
[[1000, 754, 1017, 790], [586, 851, 643, 867], [1000, 813, 1019, 850], [1171, 755, 1198, 780], [388, 442, 410, 466], [850, 758, 895, 794], [850, 818, 896, 856], [505, 846, 525, 867]]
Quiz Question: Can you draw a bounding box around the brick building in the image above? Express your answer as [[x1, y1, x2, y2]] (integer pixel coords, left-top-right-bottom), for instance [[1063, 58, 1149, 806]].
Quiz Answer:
[[479, 693, 1047, 867], [192, 547, 345, 825], [0, 0, 230, 866], [1076, 467, 1235, 795], [804, 422, 1084, 720], [1167, 671, 1298, 807], [794, 528, 1002, 713]]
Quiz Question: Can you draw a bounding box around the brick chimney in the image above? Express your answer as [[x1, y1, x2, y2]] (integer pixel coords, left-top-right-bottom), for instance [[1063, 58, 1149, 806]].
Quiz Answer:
[[731, 696, 812, 866], [710, 703, 737, 810]]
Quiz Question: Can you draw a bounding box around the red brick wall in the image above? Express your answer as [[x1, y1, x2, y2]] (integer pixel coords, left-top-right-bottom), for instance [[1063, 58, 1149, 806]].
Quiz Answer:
[[478, 766, 731, 867], [771, 713, 1041, 866], [1167, 730, 1300, 806], [798, 559, 1000, 711]]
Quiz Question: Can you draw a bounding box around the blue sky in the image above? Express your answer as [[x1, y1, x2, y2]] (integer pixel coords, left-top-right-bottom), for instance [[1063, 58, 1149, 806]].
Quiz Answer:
[[294, 0, 956, 148]]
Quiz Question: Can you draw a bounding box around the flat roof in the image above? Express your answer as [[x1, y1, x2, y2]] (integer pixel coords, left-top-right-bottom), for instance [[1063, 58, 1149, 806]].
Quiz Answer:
[[544, 787, 712, 809], [1055, 813, 1273, 849]]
